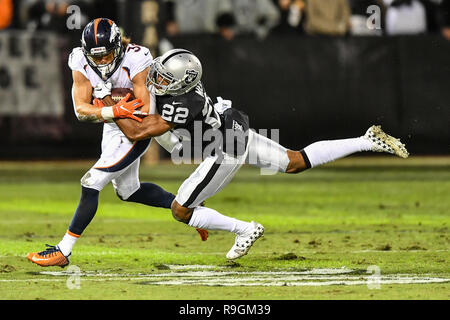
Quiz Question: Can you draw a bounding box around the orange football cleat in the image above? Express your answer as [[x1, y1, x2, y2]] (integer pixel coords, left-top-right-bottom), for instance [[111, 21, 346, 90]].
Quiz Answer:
[[196, 228, 208, 241], [27, 244, 70, 268]]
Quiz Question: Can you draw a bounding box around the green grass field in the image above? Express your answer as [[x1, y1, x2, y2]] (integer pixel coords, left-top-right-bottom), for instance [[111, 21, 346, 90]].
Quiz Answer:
[[0, 156, 449, 300]]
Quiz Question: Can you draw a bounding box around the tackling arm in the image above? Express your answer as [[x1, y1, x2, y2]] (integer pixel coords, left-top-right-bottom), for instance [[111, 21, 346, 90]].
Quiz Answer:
[[115, 115, 174, 142], [114, 67, 174, 141]]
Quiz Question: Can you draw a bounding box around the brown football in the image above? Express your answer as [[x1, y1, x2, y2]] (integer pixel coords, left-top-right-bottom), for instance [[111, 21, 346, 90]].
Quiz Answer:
[[102, 88, 136, 106]]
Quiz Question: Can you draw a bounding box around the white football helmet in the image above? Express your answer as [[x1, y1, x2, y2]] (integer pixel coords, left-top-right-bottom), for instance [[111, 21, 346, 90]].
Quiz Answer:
[[146, 49, 202, 96]]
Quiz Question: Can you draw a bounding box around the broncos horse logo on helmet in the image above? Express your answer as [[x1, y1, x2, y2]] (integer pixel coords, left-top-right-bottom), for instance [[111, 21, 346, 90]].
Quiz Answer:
[[81, 18, 125, 81]]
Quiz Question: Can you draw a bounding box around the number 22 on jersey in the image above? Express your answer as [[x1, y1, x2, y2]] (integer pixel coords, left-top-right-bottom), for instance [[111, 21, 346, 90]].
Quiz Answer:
[[161, 104, 189, 124]]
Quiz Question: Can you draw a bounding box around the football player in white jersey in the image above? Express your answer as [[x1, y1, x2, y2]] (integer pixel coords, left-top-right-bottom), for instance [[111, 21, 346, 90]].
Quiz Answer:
[[26, 19, 191, 267], [114, 49, 409, 261]]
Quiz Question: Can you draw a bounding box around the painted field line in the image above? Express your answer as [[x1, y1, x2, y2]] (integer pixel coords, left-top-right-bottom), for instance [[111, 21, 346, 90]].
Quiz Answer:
[[0, 277, 157, 283], [37, 266, 355, 278], [1, 266, 447, 287], [1, 275, 448, 287], [146, 279, 450, 287]]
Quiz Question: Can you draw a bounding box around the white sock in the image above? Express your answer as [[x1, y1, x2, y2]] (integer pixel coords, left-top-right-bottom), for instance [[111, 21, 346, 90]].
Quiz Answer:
[[188, 206, 252, 235], [303, 137, 372, 168], [57, 231, 79, 256]]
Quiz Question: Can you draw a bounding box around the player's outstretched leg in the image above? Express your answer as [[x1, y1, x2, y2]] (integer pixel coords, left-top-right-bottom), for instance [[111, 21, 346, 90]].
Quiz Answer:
[[171, 202, 264, 260], [247, 124, 409, 175], [27, 186, 99, 267], [285, 125, 409, 172]]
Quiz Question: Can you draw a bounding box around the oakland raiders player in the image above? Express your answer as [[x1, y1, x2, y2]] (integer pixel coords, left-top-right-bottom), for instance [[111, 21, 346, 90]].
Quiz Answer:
[[115, 49, 409, 260], [27, 19, 181, 267]]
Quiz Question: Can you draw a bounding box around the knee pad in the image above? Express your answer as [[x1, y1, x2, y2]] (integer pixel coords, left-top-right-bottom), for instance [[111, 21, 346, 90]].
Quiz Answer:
[[80, 168, 111, 191]]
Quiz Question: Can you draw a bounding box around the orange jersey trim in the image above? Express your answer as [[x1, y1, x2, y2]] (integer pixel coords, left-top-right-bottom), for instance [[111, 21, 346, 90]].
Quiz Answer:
[[67, 230, 81, 238]]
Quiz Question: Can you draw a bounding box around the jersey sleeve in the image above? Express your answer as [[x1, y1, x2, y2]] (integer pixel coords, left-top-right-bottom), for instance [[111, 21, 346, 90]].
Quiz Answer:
[[68, 47, 88, 78], [126, 45, 153, 80]]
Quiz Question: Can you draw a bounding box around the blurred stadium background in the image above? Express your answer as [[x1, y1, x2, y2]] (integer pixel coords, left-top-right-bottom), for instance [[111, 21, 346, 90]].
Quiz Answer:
[[0, 0, 449, 160]]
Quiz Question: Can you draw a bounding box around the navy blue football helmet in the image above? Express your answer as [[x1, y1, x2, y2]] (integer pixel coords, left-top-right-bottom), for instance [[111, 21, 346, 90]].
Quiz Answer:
[[81, 18, 124, 80]]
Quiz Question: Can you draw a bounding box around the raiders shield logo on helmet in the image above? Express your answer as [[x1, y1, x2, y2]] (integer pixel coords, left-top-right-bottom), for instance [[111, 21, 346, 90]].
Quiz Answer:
[[184, 69, 198, 84]]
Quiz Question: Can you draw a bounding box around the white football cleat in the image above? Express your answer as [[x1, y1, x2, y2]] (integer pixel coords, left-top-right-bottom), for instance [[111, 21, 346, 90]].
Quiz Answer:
[[226, 221, 264, 260], [364, 125, 409, 158]]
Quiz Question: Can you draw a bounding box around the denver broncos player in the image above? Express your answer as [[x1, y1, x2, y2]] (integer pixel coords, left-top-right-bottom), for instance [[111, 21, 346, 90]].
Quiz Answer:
[[26, 19, 187, 268], [115, 49, 409, 260]]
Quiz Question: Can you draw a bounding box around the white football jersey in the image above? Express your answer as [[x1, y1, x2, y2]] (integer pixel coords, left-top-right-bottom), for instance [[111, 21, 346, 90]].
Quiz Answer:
[[68, 44, 153, 133]]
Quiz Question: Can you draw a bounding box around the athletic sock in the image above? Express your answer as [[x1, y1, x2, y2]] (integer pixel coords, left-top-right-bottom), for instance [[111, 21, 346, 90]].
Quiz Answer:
[[57, 231, 79, 257], [187, 206, 252, 235], [67, 186, 99, 235], [57, 186, 99, 256], [125, 182, 175, 209], [302, 137, 372, 168]]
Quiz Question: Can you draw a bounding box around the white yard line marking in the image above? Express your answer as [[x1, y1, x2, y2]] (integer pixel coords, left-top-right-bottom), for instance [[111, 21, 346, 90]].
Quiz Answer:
[[1, 276, 448, 287], [147, 279, 450, 287], [167, 264, 219, 270], [1, 266, 448, 287]]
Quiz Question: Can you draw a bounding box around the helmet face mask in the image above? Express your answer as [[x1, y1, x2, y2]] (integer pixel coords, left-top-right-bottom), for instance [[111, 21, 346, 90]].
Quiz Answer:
[[81, 18, 124, 81], [84, 46, 122, 80], [146, 49, 202, 96], [147, 58, 175, 96]]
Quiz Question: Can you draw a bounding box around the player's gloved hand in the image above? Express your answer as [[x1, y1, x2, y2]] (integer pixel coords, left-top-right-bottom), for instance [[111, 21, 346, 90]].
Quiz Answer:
[[196, 228, 208, 241], [93, 98, 105, 107], [93, 82, 112, 99], [101, 93, 146, 122], [213, 96, 232, 114]]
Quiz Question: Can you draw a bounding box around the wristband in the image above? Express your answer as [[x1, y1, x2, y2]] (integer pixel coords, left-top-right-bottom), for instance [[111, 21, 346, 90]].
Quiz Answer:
[[101, 106, 114, 121]]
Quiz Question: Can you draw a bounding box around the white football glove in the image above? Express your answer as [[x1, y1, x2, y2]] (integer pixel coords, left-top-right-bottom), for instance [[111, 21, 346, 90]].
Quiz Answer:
[[93, 82, 112, 99], [155, 131, 183, 153], [213, 96, 232, 114]]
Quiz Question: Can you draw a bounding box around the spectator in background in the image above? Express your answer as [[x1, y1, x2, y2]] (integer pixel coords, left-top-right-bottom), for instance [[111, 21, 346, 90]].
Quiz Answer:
[[215, 11, 236, 41], [0, 0, 13, 30], [271, 0, 306, 35], [163, 0, 233, 38], [304, 0, 351, 36], [348, 0, 383, 35], [226, 0, 280, 40], [382, 0, 427, 35], [438, 0, 450, 40]]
